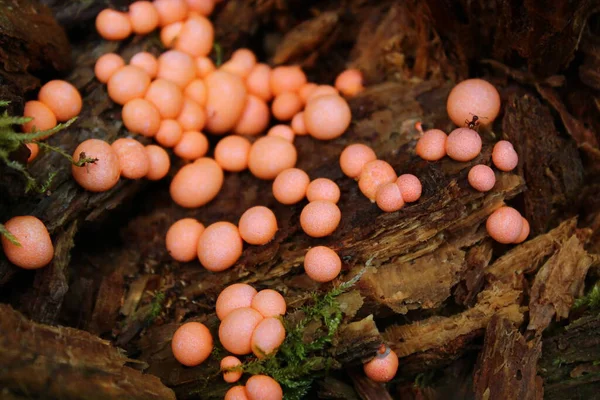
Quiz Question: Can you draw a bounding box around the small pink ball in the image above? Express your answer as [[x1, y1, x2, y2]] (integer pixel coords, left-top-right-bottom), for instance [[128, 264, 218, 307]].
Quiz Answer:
[[492, 140, 518, 172], [446, 128, 482, 162], [416, 129, 447, 161], [486, 206, 523, 244], [375, 182, 404, 212], [446, 78, 501, 128], [514, 217, 530, 244], [395, 174, 422, 203], [468, 165, 496, 192]]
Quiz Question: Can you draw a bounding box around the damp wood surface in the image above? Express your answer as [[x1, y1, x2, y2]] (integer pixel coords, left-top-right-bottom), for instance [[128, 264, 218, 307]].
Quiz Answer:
[[1, 0, 600, 399]]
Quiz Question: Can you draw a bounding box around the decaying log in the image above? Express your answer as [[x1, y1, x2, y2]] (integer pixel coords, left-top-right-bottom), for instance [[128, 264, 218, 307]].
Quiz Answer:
[[539, 312, 600, 400], [0, 303, 175, 400], [473, 316, 543, 400]]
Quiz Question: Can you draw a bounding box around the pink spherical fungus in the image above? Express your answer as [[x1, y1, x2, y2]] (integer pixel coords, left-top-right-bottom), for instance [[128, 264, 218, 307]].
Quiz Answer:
[[492, 140, 519, 172], [395, 174, 422, 203], [446, 128, 482, 162], [468, 165, 496, 192], [416, 129, 447, 161], [446, 78, 501, 128], [486, 206, 524, 244]]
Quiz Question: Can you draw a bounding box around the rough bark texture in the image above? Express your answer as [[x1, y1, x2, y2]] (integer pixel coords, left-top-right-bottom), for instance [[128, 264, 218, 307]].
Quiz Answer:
[[1, 0, 600, 399], [0, 304, 175, 400]]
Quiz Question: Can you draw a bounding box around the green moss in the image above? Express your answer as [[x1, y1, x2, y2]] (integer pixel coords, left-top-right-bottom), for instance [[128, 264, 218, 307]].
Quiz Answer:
[[213, 43, 223, 66], [0, 100, 94, 245], [573, 283, 600, 311], [238, 272, 364, 400]]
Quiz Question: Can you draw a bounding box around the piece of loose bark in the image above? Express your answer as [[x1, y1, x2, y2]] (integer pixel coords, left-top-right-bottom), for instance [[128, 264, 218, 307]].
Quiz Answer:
[[502, 93, 585, 235], [527, 231, 599, 332], [0, 303, 175, 400], [348, 368, 394, 400], [473, 316, 543, 400], [453, 239, 493, 306], [384, 283, 524, 358], [539, 312, 600, 400]]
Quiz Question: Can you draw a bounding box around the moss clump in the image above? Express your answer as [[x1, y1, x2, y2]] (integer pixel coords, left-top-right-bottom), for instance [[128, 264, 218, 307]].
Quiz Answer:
[[237, 272, 364, 400], [573, 283, 600, 311], [0, 100, 96, 246]]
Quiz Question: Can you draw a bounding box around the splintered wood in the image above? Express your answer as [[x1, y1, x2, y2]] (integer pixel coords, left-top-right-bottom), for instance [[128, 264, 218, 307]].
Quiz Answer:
[[0, 304, 175, 400]]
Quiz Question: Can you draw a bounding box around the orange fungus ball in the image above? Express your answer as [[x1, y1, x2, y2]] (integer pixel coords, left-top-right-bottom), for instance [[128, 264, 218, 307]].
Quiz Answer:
[[111, 138, 149, 179], [358, 160, 397, 201], [246, 63, 272, 102], [304, 94, 351, 140], [446, 127, 482, 162], [154, 0, 189, 26], [196, 56, 216, 78], [298, 83, 318, 103], [290, 112, 307, 136], [38, 80, 82, 122], [248, 136, 297, 180], [339, 144, 377, 179], [27, 144, 39, 163], [171, 322, 213, 367], [177, 99, 206, 131], [95, 9, 132, 41], [22, 100, 57, 134], [492, 140, 518, 172], [272, 168, 310, 205], [155, 119, 183, 148], [145, 79, 184, 119], [267, 125, 295, 143], [486, 206, 524, 244], [72, 139, 120, 192], [218, 307, 263, 355], [396, 174, 422, 203], [416, 129, 447, 161], [186, 0, 215, 16], [251, 317, 286, 358], [130, 52, 158, 78], [514, 217, 530, 244], [246, 375, 283, 400], [1, 216, 53, 270], [122, 98, 161, 137], [446, 78, 501, 128], [270, 66, 307, 96], [166, 218, 205, 262], [306, 178, 340, 204], [214, 135, 251, 172], [307, 85, 338, 101], [221, 356, 242, 383], [184, 79, 207, 106], [94, 53, 125, 83], [376, 182, 405, 212], [238, 206, 278, 245], [170, 158, 223, 208], [216, 283, 258, 321], [300, 201, 341, 238], [222, 48, 257, 79], [128, 1, 159, 35], [251, 289, 286, 318], [233, 95, 270, 136], [175, 15, 214, 57], [157, 50, 196, 88], [160, 22, 183, 47], [335, 68, 364, 97], [205, 71, 248, 134], [304, 246, 341, 283], [468, 165, 496, 192], [363, 346, 399, 383], [197, 221, 243, 272], [145, 145, 170, 180], [225, 386, 249, 400], [107, 66, 150, 106], [272, 92, 303, 121]]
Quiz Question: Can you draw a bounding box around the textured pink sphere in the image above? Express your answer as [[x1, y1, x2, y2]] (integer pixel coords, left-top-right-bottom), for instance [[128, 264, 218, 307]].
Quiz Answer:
[[446, 128, 482, 162], [446, 78, 501, 128], [416, 129, 447, 161], [468, 165, 496, 192], [492, 140, 518, 172], [395, 174, 422, 203], [486, 206, 523, 244]]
